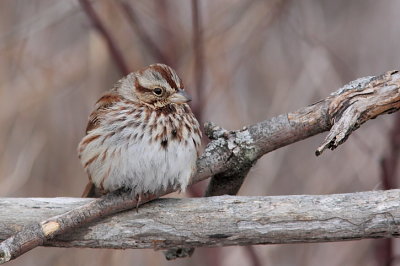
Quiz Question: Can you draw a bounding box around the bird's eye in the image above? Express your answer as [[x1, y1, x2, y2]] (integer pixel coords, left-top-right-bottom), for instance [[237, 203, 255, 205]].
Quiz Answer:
[[153, 87, 163, 96]]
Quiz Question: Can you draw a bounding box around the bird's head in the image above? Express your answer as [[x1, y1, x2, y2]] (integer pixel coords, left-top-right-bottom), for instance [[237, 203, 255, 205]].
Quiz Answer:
[[118, 64, 191, 109]]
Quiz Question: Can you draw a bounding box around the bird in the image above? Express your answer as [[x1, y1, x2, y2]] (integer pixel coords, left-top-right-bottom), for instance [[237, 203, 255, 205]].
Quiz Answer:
[[77, 63, 202, 203]]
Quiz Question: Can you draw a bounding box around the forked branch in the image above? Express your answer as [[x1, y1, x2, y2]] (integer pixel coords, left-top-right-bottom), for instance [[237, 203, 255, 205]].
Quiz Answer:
[[0, 70, 399, 263]]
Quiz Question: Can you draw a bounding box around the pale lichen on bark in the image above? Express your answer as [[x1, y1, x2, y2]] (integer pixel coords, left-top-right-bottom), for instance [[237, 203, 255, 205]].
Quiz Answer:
[[331, 75, 376, 96]]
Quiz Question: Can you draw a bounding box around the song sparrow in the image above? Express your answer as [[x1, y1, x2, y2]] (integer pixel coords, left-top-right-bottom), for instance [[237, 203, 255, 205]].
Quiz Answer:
[[78, 64, 202, 198]]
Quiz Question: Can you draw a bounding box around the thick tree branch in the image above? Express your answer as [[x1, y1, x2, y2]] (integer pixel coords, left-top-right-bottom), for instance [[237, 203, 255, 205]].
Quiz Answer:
[[0, 70, 399, 263], [1, 190, 400, 248]]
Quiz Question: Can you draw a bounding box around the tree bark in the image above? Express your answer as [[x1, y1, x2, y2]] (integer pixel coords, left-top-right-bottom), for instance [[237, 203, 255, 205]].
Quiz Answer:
[[1, 190, 400, 249]]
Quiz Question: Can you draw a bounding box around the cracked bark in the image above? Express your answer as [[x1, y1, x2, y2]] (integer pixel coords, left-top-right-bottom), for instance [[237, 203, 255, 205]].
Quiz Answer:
[[0, 70, 399, 263], [1, 190, 400, 248]]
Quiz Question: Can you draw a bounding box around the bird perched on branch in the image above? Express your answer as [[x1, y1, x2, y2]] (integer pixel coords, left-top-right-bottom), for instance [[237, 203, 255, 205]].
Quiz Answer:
[[78, 64, 201, 202]]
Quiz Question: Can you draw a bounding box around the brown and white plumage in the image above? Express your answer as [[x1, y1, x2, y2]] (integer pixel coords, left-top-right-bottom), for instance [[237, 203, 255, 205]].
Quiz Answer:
[[78, 64, 201, 197]]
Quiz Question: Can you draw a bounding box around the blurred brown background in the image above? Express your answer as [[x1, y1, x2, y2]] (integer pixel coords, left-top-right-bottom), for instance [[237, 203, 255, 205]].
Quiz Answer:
[[1, 0, 400, 265]]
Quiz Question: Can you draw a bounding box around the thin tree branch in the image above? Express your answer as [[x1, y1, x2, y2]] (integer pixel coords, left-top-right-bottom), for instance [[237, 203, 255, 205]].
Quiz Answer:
[[243, 246, 263, 266], [376, 112, 400, 265], [0, 70, 399, 263], [381, 113, 400, 190], [117, 1, 170, 65], [203, 0, 290, 198], [79, 0, 130, 75], [1, 190, 400, 248], [191, 0, 205, 125]]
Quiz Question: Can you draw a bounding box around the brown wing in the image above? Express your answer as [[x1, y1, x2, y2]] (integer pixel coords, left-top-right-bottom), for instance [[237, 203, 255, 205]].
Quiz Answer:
[[85, 93, 123, 134], [81, 93, 123, 197]]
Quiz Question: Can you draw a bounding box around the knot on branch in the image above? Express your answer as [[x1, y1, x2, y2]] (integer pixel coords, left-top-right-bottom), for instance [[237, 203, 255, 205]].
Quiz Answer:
[[204, 121, 230, 140], [0, 249, 10, 264], [202, 121, 258, 196], [316, 70, 400, 155], [203, 122, 258, 167], [164, 247, 194, 260]]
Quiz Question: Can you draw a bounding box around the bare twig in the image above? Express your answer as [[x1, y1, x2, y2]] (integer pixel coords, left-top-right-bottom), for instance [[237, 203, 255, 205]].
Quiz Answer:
[[381, 113, 400, 189], [202, 0, 290, 199], [117, 1, 170, 65], [191, 0, 205, 125], [79, 0, 130, 75], [0, 70, 399, 263], [376, 112, 400, 266], [244, 246, 263, 266]]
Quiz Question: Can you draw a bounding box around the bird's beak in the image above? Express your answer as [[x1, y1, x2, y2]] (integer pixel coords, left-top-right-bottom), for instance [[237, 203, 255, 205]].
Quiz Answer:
[[169, 89, 192, 104]]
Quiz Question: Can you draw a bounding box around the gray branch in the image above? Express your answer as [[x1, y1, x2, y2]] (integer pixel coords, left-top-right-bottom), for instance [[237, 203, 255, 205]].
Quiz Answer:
[[198, 70, 400, 194], [1, 189, 400, 249]]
